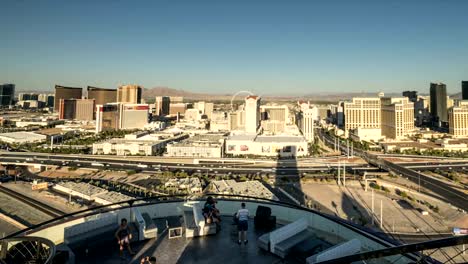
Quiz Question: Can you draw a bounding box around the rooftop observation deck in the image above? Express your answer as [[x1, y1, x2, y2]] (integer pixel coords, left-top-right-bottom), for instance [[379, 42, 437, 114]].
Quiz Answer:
[[1, 195, 465, 264], [77, 217, 287, 264]]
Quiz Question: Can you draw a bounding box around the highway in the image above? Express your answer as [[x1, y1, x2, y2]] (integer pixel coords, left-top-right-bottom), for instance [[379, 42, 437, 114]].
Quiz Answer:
[[318, 129, 468, 211], [382, 160, 467, 211], [0, 151, 371, 177]]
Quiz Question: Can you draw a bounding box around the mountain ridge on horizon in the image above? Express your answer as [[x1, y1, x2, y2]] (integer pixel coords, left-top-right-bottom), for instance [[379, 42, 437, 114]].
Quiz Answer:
[[13, 86, 463, 101]]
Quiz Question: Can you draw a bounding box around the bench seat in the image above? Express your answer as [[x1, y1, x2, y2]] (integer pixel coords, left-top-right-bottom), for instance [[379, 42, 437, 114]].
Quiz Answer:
[[274, 230, 310, 259], [142, 212, 158, 239], [257, 233, 270, 251], [306, 238, 361, 264], [183, 207, 217, 238]]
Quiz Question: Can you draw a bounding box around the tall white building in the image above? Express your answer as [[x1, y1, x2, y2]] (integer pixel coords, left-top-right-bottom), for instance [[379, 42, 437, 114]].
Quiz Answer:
[[381, 97, 414, 140], [449, 100, 468, 137], [343, 97, 381, 131], [302, 108, 315, 142], [194, 101, 214, 119], [244, 95, 260, 133], [228, 111, 245, 131], [260, 105, 289, 133]]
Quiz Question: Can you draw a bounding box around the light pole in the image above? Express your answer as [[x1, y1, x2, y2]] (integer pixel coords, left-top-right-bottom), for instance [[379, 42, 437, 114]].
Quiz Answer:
[[342, 161, 346, 186], [418, 173, 421, 193], [371, 188, 374, 226], [380, 200, 383, 229], [347, 140, 349, 158], [337, 161, 340, 185]]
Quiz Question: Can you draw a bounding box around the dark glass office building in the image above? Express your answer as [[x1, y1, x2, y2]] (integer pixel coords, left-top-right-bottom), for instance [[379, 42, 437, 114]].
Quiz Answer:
[[429, 83, 448, 125], [402, 91, 418, 103], [87, 86, 117, 105], [47, 95, 55, 107], [462, 81, 468, 100], [54, 85, 82, 111], [0, 84, 15, 106]]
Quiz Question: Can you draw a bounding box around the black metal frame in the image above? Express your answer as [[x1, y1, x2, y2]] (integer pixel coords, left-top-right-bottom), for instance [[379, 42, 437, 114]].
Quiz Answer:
[[316, 235, 468, 264], [1, 193, 429, 262]]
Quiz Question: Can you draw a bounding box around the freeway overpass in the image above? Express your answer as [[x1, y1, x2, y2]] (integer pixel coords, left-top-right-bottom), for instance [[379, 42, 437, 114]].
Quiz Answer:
[[319, 129, 468, 211], [0, 152, 375, 177]]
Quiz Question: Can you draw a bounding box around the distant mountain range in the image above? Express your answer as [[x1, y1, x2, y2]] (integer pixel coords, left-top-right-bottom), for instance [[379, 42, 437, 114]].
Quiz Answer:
[[142, 87, 401, 102], [452, 92, 462, 99], [142, 87, 219, 100], [17, 86, 464, 103]]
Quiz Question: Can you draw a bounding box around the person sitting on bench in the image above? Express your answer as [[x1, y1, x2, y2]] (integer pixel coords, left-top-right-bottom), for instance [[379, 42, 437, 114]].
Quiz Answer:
[[203, 196, 221, 224]]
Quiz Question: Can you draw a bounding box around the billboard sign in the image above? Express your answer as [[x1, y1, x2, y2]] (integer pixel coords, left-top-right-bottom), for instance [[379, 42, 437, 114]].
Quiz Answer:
[[32, 182, 48, 191], [453, 227, 468, 236], [125, 105, 149, 111]]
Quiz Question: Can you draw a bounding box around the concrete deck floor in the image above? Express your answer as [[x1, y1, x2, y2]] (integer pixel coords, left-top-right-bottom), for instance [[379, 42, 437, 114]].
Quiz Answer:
[[73, 217, 304, 264]]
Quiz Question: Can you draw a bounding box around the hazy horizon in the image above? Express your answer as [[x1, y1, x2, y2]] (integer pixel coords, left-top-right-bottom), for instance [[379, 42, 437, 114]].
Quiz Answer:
[[2, 1, 467, 94]]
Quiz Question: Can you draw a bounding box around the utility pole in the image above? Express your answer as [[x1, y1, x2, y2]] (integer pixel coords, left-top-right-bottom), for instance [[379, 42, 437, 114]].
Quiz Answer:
[[343, 161, 346, 187], [364, 172, 367, 192], [351, 141, 354, 157], [347, 140, 349, 158], [380, 200, 383, 229], [337, 161, 340, 185], [371, 188, 374, 225], [418, 173, 421, 193]]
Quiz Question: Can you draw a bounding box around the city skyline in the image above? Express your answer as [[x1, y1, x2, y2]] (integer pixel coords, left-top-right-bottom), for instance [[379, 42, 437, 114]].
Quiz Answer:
[[2, 1, 468, 94]]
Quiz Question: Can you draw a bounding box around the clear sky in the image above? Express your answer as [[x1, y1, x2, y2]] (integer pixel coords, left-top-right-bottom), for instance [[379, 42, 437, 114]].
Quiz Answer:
[[2, 0, 468, 95]]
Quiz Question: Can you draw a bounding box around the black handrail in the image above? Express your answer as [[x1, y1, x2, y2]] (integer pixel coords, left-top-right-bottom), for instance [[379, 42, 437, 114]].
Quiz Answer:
[[0, 236, 56, 264], [316, 235, 468, 264], [1, 194, 420, 261]]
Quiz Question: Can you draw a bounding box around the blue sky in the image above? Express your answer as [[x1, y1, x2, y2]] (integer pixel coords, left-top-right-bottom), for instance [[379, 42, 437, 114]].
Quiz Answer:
[[1, 0, 468, 95]]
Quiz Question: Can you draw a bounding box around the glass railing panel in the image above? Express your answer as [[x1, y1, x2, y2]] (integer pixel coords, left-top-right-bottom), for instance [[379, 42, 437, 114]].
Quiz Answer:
[[7, 197, 418, 263]]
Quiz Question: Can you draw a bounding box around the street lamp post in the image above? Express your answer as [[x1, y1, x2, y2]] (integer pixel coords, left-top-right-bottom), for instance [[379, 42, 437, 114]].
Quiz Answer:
[[417, 171, 421, 193], [337, 161, 340, 185], [343, 161, 346, 187], [371, 188, 374, 226], [380, 200, 383, 229], [347, 140, 349, 158]]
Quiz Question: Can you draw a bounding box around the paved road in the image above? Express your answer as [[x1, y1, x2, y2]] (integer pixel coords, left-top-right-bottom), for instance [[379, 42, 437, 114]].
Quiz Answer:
[[318, 129, 468, 212], [382, 161, 467, 211], [0, 152, 372, 176]]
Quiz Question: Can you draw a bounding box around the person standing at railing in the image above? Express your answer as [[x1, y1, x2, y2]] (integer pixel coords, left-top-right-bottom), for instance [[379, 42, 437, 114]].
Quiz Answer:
[[236, 202, 249, 245], [115, 218, 135, 259]]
